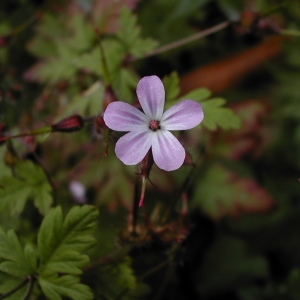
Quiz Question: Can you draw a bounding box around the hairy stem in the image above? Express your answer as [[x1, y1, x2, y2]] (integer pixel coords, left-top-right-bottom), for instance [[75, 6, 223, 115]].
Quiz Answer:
[[95, 27, 112, 86], [133, 21, 230, 61]]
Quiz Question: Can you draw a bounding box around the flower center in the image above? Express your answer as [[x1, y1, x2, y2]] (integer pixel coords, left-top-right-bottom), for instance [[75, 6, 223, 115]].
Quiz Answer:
[[149, 120, 161, 131]]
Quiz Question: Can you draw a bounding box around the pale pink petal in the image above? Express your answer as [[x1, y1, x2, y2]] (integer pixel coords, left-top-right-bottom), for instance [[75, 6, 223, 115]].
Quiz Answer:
[[104, 101, 149, 131], [136, 76, 165, 120], [160, 100, 204, 130], [152, 130, 185, 171], [115, 130, 152, 165]]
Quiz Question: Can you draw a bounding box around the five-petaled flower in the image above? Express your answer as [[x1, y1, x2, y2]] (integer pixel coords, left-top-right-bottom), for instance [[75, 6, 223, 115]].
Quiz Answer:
[[103, 75, 204, 171]]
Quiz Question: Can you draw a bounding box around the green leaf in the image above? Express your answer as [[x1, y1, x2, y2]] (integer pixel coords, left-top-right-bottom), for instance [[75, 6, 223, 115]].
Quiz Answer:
[[0, 160, 53, 216], [201, 98, 242, 130], [29, 59, 75, 84], [131, 37, 158, 57], [96, 257, 150, 299], [164, 72, 180, 101], [65, 15, 95, 52], [113, 68, 139, 100], [38, 205, 99, 275], [35, 13, 67, 40], [166, 87, 211, 109], [60, 81, 105, 118], [180, 87, 212, 102], [76, 39, 126, 78], [39, 274, 93, 300], [27, 36, 57, 59], [116, 7, 158, 58], [0, 227, 37, 278], [77, 47, 102, 76], [0, 274, 27, 300], [191, 164, 274, 219], [168, 87, 240, 130]]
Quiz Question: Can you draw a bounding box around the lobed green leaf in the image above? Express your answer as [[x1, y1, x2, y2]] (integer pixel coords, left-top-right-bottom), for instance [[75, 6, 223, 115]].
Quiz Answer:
[[116, 7, 158, 58], [39, 274, 93, 300], [96, 256, 150, 299], [191, 164, 274, 219], [201, 98, 242, 130], [38, 205, 99, 275], [0, 227, 37, 278], [0, 160, 53, 216]]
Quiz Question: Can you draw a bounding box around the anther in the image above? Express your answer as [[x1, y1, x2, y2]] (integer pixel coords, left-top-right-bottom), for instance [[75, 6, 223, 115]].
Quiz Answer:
[[149, 120, 160, 131]]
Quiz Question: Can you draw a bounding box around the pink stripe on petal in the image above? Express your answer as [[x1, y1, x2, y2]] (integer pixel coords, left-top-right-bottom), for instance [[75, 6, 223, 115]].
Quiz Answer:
[[104, 101, 149, 131], [115, 130, 152, 165], [136, 76, 165, 120], [161, 100, 204, 131], [152, 131, 185, 171]]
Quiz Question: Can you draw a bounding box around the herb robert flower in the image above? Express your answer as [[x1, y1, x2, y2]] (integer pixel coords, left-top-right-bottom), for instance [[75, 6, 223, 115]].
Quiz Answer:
[[103, 75, 204, 171]]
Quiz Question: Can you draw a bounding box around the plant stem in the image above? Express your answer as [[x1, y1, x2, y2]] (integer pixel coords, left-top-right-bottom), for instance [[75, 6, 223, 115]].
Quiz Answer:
[[1, 127, 52, 142], [131, 176, 141, 234], [138, 260, 169, 281], [133, 21, 230, 61], [21, 276, 35, 300], [95, 28, 112, 86]]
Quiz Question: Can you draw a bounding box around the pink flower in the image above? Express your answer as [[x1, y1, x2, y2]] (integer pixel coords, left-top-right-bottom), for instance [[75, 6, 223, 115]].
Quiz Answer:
[[103, 75, 204, 171]]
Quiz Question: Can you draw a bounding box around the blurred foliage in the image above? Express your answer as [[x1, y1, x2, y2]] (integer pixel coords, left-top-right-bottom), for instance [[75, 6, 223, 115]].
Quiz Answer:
[[0, 0, 300, 299]]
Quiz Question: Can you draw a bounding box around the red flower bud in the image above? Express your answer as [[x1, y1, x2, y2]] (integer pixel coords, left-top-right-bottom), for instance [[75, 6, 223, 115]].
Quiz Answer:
[[51, 115, 84, 133]]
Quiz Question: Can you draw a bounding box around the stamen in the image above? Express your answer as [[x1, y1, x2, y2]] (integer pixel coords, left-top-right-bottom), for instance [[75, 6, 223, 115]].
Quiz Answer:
[[149, 120, 160, 131]]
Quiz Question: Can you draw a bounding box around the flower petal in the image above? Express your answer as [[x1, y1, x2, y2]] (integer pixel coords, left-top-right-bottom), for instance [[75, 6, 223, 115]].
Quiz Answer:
[[160, 100, 204, 130], [152, 130, 185, 171], [104, 101, 149, 131], [136, 76, 165, 120], [115, 130, 152, 165]]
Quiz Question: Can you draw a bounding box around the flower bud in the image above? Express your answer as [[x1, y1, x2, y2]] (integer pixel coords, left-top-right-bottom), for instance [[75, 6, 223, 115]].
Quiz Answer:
[[51, 115, 84, 133]]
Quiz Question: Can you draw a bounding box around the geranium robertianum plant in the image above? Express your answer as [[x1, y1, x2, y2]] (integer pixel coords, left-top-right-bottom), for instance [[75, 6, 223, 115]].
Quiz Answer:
[[2, 1, 299, 299]]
